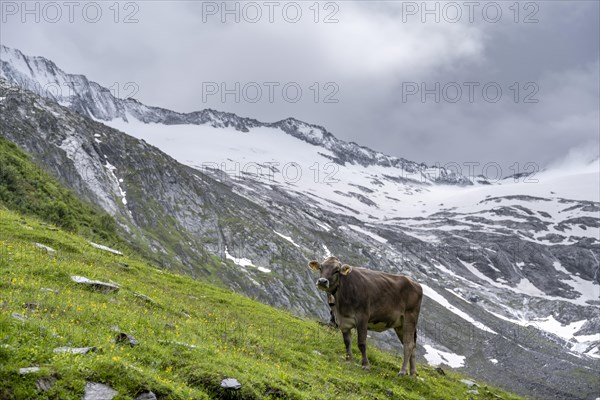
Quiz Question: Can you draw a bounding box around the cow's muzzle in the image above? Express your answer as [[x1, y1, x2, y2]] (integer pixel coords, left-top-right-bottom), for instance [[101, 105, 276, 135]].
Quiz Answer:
[[316, 278, 329, 290]]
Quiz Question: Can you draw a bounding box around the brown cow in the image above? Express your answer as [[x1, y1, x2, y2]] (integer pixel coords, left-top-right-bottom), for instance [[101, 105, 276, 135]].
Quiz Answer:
[[309, 256, 423, 376]]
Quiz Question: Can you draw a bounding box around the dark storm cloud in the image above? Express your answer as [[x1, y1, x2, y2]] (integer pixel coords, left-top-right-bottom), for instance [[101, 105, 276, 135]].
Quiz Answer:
[[1, 0, 598, 173]]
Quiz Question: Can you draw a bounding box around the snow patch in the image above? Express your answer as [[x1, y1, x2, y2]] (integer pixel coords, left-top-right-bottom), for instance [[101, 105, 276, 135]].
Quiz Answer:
[[224, 247, 271, 273], [514, 278, 548, 297], [423, 344, 466, 368], [532, 316, 587, 342], [422, 284, 497, 334], [559, 274, 599, 306], [273, 230, 300, 248], [486, 310, 599, 357], [104, 161, 128, 206], [225, 247, 254, 267], [459, 260, 503, 288], [316, 222, 332, 232], [348, 224, 388, 243], [553, 261, 570, 274], [322, 244, 332, 258]]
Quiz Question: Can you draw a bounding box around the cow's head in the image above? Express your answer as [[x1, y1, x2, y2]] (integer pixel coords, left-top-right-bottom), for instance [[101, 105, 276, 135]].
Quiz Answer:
[[308, 256, 352, 293]]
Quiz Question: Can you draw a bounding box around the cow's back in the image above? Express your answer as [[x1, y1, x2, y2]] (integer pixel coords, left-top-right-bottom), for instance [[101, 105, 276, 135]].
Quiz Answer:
[[335, 268, 422, 330]]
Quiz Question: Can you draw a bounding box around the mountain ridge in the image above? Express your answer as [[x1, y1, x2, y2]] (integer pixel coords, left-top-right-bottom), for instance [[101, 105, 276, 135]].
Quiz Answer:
[[0, 44, 470, 185]]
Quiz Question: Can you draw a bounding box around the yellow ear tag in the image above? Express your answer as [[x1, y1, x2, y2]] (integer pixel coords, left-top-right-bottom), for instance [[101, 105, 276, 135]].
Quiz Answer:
[[308, 261, 321, 270]]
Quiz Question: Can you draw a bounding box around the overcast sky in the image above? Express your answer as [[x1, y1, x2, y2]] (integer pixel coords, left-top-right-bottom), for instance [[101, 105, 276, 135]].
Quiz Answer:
[[1, 1, 598, 175]]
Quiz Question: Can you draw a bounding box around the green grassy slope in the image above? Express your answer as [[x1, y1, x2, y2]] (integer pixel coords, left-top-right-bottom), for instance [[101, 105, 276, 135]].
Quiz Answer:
[[0, 136, 121, 245], [0, 208, 523, 400]]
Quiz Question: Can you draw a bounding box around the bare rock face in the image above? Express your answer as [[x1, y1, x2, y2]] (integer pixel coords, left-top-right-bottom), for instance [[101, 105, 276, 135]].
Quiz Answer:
[[53, 347, 98, 355], [221, 378, 242, 390], [135, 392, 157, 400], [115, 332, 139, 347], [36, 375, 57, 391], [71, 276, 119, 293], [19, 367, 40, 374], [83, 382, 118, 400]]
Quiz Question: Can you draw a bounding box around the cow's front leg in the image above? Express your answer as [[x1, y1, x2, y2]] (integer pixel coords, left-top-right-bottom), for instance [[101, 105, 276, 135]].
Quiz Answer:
[[342, 329, 353, 362], [400, 326, 417, 376], [395, 326, 409, 376], [357, 320, 370, 370], [409, 321, 418, 376]]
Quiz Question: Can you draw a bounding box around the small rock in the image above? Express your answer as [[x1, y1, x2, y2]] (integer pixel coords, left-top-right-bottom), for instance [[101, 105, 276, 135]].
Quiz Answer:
[[435, 367, 445, 375], [221, 378, 242, 390], [468, 389, 479, 395], [23, 303, 39, 311], [313, 350, 323, 356], [110, 325, 120, 332], [159, 340, 197, 349], [165, 323, 176, 330], [41, 288, 58, 294], [115, 332, 138, 347], [71, 276, 119, 293], [418, 377, 425, 382], [468, 295, 480, 303], [53, 346, 97, 354], [19, 367, 40, 374], [266, 388, 284, 397], [460, 379, 478, 388], [36, 376, 57, 391], [181, 310, 191, 318], [88, 242, 123, 256], [34, 243, 56, 253], [133, 292, 157, 305], [83, 382, 118, 400], [11, 312, 27, 322], [134, 392, 157, 400]]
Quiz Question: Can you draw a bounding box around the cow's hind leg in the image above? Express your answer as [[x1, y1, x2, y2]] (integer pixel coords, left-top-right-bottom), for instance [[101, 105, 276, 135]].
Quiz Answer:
[[342, 329, 353, 362], [357, 320, 370, 370], [394, 327, 410, 376], [403, 318, 418, 376]]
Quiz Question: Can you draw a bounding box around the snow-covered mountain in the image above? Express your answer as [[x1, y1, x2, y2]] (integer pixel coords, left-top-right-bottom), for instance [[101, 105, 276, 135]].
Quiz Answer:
[[1, 45, 598, 399], [0, 44, 470, 187]]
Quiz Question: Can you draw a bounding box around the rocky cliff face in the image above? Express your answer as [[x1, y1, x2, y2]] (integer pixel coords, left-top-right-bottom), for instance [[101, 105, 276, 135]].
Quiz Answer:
[[1, 46, 599, 400]]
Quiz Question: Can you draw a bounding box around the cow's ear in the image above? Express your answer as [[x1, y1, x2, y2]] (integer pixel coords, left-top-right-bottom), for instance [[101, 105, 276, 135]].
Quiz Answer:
[[308, 261, 321, 271], [340, 264, 353, 275]]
